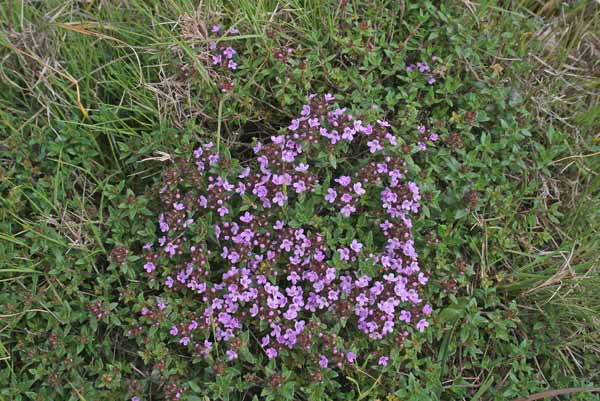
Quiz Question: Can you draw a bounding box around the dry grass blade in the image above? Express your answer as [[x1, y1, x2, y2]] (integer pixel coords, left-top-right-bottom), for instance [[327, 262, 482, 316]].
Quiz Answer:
[[54, 22, 143, 85], [2, 43, 88, 118], [512, 386, 600, 401]]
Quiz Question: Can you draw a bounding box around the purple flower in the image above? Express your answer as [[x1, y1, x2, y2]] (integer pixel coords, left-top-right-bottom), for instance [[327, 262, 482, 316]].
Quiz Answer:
[[198, 196, 208, 208], [144, 262, 156, 273], [281, 150, 296, 163], [164, 242, 177, 257], [324, 93, 335, 102], [217, 207, 229, 216], [228, 60, 238, 70], [295, 163, 309, 172], [367, 139, 383, 153], [159, 214, 169, 232], [325, 188, 337, 203], [170, 326, 178, 336], [423, 304, 433, 315], [226, 349, 238, 360], [240, 211, 254, 223], [342, 127, 355, 141], [266, 348, 278, 359], [340, 204, 356, 217], [179, 336, 190, 346], [416, 319, 429, 332], [212, 54, 222, 65], [132, 397, 141, 401], [350, 240, 363, 253], [399, 310, 411, 322], [319, 355, 329, 368], [165, 276, 174, 288], [254, 185, 268, 199], [335, 176, 351, 186], [293, 180, 307, 193], [308, 118, 320, 128], [229, 27, 239, 34], [353, 182, 366, 196], [211, 24, 221, 33], [173, 202, 185, 211], [338, 247, 350, 261], [378, 356, 389, 366], [223, 47, 236, 59], [347, 352, 356, 363], [288, 119, 300, 131]]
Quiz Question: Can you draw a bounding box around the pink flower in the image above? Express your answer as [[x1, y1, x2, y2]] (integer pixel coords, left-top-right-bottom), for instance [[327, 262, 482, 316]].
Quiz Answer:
[[240, 212, 254, 223], [416, 319, 429, 332], [335, 176, 351, 186], [266, 348, 278, 359], [340, 204, 356, 217], [293, 181, 307, 193], [223, 47, 236, 59], [350, 240, 363, 253], [353, 182, 366, 196], [144, 262, 156, 273], [319, 355, 329, 368], [367, 139, 383, 153], [288, 119, 300, 131], [295, 163, 309, 172], [325, 188, 337, 203], [338, 248, 350, 261]]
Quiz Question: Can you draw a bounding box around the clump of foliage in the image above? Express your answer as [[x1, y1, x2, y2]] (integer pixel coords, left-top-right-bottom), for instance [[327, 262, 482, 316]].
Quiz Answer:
[[130, 93, 438, 399]]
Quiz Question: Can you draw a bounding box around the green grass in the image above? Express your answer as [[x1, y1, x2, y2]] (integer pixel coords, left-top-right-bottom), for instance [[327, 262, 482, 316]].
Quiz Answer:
[[1, 0, 599, 400]]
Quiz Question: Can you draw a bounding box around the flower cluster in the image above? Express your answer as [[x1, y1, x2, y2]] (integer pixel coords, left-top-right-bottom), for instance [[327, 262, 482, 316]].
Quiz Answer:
[[137, 94, 435, 377], [406, 57, 440, 85], [206, 24, 240, 92]]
